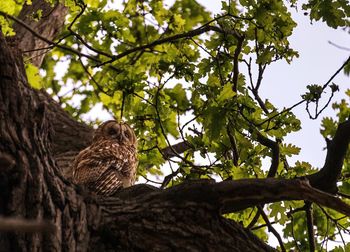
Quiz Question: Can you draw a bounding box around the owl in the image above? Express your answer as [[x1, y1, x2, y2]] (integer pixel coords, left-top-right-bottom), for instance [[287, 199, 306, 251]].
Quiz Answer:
[[72, 120, 138, 196]]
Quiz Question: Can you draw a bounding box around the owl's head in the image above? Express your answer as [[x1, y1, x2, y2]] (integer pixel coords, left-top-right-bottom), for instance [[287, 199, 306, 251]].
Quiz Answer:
[[93, 120, 137, 146]]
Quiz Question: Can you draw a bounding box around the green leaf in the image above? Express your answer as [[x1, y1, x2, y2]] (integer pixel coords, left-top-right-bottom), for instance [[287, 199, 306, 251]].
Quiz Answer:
[[281, 143, 300, 157], [0, 0, 16, 14], [217, 83, 236, 103], [165, 84, 190, 111], [25, 63, 42, 89]]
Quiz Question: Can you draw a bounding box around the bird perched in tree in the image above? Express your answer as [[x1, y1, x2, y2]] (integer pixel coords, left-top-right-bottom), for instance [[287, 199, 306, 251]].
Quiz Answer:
[[72, 120, 138, 196]]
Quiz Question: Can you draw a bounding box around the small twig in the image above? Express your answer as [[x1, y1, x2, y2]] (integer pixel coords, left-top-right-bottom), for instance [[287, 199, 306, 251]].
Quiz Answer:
[[328, 41, 350, 51], [337, 191, 350, 200], [139, 174, 162, 185], [161, 167, 181, 189], [258, 206, 286, 252], [254, 130, 279, 178], [226, 125, 239, 166], [247, 207, 261, 229], [232, 35, 245, 92], [250, 220, 278, 230], [289, 212, 302, 252], [320, 216, 330, 251], [305, 201, 316, 252], [22, 44, 55, 53], [257, 100, 305, 127], [287, 205, 307, 216], [120, 92, 125, 119]]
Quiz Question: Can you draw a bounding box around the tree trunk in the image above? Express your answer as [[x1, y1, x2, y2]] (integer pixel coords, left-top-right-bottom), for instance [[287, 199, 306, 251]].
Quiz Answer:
[[13, 0, 68, 67]]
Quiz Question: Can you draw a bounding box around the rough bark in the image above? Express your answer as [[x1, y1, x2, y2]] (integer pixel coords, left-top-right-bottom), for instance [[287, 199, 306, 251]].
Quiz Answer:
[[0, 32, 90, 251], [13, 0, 68, 67]]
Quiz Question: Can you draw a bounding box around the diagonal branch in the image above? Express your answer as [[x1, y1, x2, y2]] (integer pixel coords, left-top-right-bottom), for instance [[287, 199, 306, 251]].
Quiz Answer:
[[232, 34, 245, 92], [0, 10, 100, 62], [258, 206, 286, 252], [161, 141, 192, 159], [306, 118, 350, 193], [96, 24, 233, 67]]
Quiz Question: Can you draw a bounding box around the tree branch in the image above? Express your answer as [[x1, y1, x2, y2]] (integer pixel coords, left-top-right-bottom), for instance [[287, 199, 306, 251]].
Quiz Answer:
[[258, 206, 286, 252], [96, 24, 230, 67], [255, 130, 280, 178], [161, 141, 192, 159], [232, 34, 245, 92], [306, 118, 350, 193], [305, 201, 315, 252], [122, 178, 350, 216], [0, 10, 100, 63]]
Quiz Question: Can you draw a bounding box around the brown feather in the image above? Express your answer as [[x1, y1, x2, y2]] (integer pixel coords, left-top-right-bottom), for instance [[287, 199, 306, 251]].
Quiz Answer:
[[71, 120, 138, 196]]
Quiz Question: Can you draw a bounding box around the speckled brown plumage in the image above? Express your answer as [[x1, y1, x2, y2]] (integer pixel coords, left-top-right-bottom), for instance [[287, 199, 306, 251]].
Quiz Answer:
[[72, 120, 138, 196]]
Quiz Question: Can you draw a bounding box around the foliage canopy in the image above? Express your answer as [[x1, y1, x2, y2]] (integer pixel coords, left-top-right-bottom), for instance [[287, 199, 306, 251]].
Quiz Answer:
[[1, 0, 350, 250]]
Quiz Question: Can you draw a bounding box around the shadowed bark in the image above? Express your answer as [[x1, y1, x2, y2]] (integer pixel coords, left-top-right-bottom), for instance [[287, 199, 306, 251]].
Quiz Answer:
[[13, 0, 68, 67]]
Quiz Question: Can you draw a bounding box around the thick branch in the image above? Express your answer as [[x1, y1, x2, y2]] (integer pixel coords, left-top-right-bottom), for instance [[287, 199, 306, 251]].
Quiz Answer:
[[109, 178, 350, 217], [307, 119, 350, 193], [255, 130, 279, 177]]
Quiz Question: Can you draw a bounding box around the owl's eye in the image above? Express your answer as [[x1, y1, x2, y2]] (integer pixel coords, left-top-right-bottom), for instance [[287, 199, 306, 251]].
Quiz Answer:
[[108, 128, 118, 135], [124, 131, 130, 139]]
